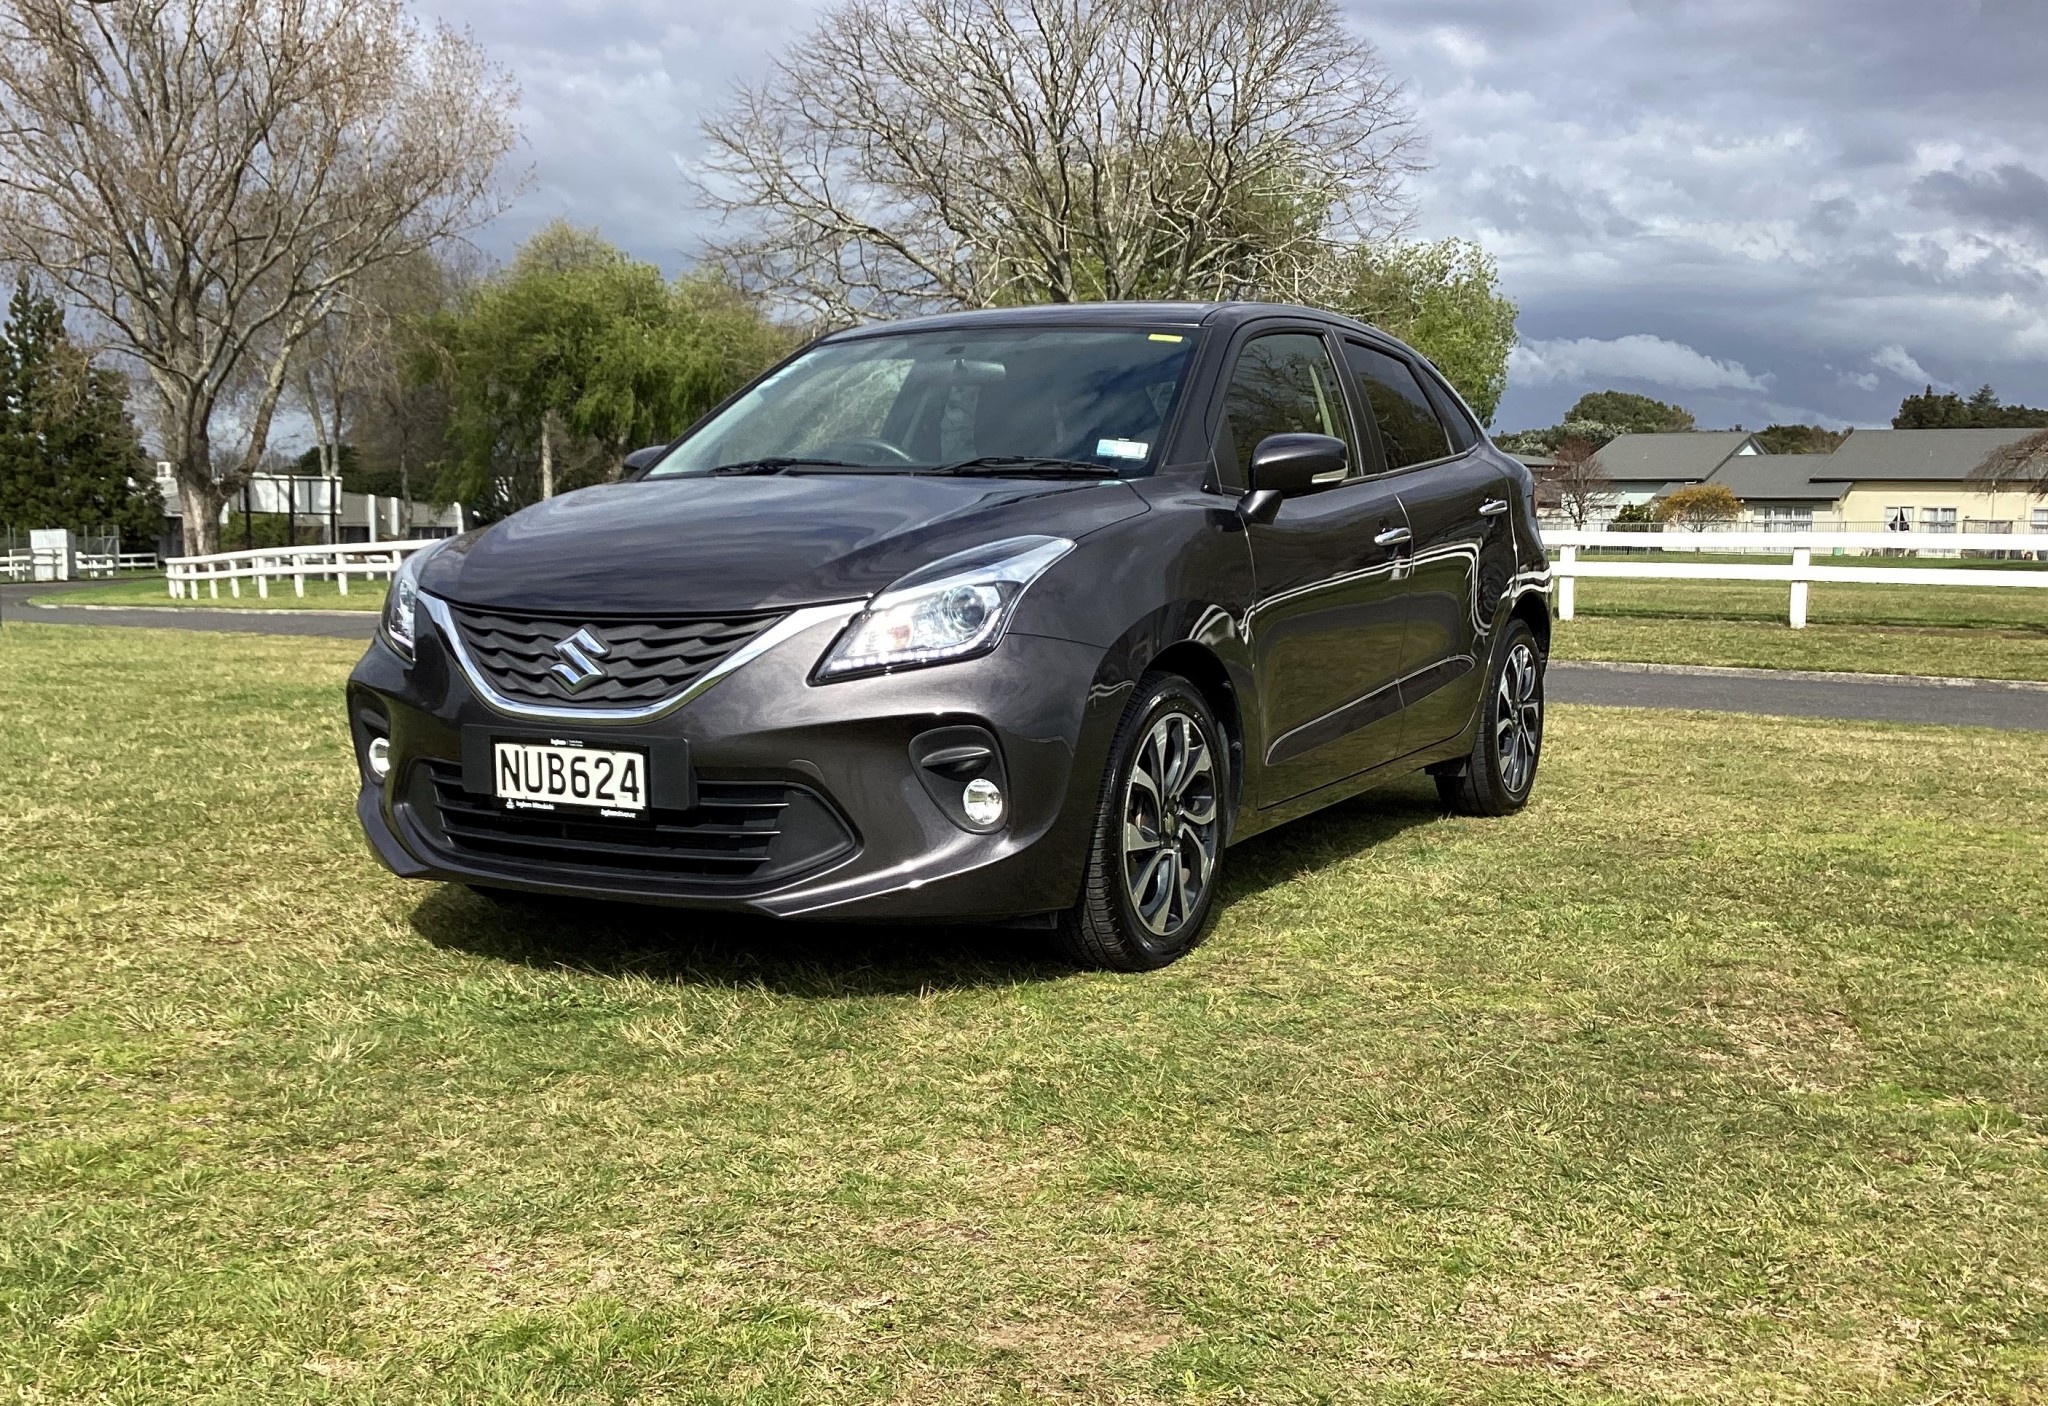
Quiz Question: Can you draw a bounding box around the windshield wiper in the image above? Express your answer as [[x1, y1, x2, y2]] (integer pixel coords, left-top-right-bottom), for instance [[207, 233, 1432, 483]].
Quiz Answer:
[[925, 456, 1122, 479], [708, 457, 877, 476]]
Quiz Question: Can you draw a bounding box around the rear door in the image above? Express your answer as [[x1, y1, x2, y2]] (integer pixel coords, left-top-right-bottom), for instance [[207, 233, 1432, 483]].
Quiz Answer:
[[1226, 328, 1415, 806], [1341, 339, 1511, 752]]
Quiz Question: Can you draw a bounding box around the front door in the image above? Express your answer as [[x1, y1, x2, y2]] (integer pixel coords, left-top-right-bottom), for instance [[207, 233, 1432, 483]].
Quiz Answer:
[[1224, 330, 1416, 805]]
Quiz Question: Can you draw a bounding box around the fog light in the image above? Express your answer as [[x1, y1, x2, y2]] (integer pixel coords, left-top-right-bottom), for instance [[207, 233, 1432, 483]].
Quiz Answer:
[[366, 736, 391, 783], [961, 776, 1004, 827]]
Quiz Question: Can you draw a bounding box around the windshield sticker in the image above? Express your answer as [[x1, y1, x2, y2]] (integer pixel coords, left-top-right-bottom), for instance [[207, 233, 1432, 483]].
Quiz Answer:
[[1147, 333, 1184, 343], [1097, 438, 1150, 460]]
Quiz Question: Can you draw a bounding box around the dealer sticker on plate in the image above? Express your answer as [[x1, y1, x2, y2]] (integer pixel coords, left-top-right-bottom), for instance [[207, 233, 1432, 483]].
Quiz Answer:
[[493, 740, 646, 815]]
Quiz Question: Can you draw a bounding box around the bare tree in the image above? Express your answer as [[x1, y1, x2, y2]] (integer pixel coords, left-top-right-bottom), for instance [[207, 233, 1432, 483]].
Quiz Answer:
[[1974, 428, 2048, 499], [0, 0, 518, 552], [699, 0, 1422, 321], [1534, 436, 1615, 528]]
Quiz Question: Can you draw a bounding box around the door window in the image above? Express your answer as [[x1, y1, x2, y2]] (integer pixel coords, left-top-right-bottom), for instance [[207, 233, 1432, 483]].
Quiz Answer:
[[1220, 333, 1358, 481], [1344, 342, 1452, 470]]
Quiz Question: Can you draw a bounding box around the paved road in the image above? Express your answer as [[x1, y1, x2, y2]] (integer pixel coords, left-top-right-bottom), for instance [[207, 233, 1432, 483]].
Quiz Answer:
[[9, 582, 2047, 730], [1549, 661, 2048, 731], [3, 580, 377, 639]]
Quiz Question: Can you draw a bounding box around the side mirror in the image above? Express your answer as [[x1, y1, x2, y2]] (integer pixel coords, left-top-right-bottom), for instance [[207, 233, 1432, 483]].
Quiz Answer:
[[1250, 433, 1348, 493], [621, 444, 667, 479], [1240, 433, 1347, 523]]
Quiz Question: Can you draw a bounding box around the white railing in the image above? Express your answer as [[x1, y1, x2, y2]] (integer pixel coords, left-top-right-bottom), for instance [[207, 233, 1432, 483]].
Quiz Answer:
[[0, 548, 154, 581], [164, 539, 440, 601], [1544, 529, 2048, 628], [78, 551, 160, 576]]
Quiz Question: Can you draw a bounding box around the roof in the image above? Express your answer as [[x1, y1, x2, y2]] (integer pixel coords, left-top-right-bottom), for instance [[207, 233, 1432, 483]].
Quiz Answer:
[[1704, 453, 1852, 503], [844, 302, 1223, 336], [824, 299, 1405, 343], [1817, 427, 2038, 482], [1589, 431, 1763, 483]]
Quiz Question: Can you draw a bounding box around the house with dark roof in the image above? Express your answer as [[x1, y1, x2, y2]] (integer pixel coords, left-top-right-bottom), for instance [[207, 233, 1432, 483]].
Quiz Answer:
[[1589, 432, 1767, 506], [1815, 428, 2046, 534]]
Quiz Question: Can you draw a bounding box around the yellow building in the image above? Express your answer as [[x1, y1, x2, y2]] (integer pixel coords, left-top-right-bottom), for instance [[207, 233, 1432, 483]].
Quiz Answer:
[[1701, 427, 2047, 534]]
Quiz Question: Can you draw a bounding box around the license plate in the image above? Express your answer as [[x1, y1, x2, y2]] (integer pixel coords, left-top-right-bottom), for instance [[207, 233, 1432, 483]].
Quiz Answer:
[[492, 741, 647, 815]]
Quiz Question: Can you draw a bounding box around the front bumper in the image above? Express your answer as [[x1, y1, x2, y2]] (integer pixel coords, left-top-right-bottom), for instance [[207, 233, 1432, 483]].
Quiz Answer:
[[346, 606, 1122, 922]]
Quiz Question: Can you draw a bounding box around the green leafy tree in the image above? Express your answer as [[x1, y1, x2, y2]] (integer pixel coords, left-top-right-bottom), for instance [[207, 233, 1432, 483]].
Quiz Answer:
[[1893, 384, 2048, 429], [1565, 391, 1696, 434], [1494, 419, 1626, 456], [0, 283, 159, 541], [1754, 424, 1847, 455], [1334, 239, 1518, 425], [435, 224, 790, 512]]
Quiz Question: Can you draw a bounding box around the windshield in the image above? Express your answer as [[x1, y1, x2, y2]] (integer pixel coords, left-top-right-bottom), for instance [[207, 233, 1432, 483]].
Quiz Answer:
[[648, 326, 1198, 478]]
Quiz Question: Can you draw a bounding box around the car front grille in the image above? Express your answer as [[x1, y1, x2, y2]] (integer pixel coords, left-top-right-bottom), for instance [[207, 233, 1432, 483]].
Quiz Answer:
[[408, 762, 856, 889], [443, 605, 781, 708]]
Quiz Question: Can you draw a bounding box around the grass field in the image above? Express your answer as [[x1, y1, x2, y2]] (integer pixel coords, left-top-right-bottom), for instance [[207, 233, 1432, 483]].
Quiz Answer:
[[44, 576, 388, 610], [1557, 560, 2048, 679], [4, 622, 2045, 1402], [1552, 616, 2048, 681]]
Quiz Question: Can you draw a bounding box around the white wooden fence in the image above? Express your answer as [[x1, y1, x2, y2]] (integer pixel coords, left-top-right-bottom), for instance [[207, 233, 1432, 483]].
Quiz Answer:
[[1, 549, 156, 581], [1543, 529, 2048, 628], [165, 539, 440, 600]]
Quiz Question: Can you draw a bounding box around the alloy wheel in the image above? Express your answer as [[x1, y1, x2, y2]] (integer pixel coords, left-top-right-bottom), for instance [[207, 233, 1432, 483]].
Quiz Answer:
[[1121, 709, 1221, 938], [1496, 641, 1543, 795]]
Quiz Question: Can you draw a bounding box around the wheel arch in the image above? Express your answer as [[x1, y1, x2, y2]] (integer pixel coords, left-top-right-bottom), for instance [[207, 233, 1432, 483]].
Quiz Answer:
[[1508, 587, 1551, 657], [1144, 639, 1247, 831]]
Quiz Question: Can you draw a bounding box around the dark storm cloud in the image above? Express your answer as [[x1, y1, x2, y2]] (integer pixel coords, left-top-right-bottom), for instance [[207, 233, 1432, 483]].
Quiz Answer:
[[423, 0, 2048, 430], [1912, 164, 2048, 240]]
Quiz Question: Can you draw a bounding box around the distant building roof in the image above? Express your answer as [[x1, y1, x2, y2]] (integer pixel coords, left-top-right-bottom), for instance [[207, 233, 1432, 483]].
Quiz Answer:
[[1589, 431, 1763, 484], [1704, 453, 1852, 503], [1817, 427, 2038, 482]]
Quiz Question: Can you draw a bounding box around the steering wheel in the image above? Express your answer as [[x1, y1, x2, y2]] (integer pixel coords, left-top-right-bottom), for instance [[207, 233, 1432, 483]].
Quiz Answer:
[[819, 436, 917, 465]]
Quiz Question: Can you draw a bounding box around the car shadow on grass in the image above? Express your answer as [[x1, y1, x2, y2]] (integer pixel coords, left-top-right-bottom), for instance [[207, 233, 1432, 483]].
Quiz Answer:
[[409, 884, 1072, 996], [409, 774, 1451, 994]]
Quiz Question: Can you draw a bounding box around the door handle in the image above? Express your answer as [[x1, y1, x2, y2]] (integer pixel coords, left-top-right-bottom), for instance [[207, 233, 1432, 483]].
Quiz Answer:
[[1374, 526, 1412, 548], [1479, 498, 1509, 517]]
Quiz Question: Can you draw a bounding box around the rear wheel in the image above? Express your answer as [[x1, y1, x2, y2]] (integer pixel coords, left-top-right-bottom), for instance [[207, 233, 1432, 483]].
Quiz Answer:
[[1437, 618, 1545, 817], [1059, 674, 1228, 971]]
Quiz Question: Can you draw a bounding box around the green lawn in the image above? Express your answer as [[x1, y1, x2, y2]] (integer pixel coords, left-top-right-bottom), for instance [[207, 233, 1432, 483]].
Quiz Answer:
[[4, 623, 2046, 1403], [1553, 616, 2048, 681], [1555, 560, 2048, 679], [44, 575, 388, 611]]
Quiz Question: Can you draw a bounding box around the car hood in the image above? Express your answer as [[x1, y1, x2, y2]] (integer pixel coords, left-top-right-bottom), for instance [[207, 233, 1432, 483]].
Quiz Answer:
[[417, 473, 1150, 615]]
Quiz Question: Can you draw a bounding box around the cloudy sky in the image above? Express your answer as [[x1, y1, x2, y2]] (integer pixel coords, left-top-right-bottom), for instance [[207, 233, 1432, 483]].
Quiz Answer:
[[424, 0, 2048, 432]]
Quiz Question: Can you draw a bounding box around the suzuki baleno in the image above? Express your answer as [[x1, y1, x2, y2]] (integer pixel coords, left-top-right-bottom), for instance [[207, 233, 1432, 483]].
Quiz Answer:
[[348, 302, 1551, 969]]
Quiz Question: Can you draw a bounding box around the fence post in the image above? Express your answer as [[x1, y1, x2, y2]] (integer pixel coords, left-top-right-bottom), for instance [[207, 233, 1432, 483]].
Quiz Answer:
[[1557, 544, 1577, 621], [1790, 546, 1810, 629]]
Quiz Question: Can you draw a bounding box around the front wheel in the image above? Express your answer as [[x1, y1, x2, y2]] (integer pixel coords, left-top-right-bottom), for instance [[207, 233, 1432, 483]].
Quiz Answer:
[[1059, 674, 1229, 971], [1437, 619, 1545, 817]]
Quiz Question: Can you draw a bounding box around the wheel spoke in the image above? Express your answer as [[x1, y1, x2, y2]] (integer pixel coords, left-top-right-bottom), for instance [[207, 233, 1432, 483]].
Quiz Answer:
[[1124, 815, 1163, 856]]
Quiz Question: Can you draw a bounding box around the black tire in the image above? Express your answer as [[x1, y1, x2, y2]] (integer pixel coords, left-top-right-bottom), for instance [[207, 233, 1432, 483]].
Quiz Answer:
[[1437, 618, 1546, 817], [1058, 674, 1230, 971]]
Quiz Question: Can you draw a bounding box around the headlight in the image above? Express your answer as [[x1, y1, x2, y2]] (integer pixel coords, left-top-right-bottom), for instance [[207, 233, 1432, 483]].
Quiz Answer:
[[382, 546, 434, 659], [815, 535, 1074, 681]]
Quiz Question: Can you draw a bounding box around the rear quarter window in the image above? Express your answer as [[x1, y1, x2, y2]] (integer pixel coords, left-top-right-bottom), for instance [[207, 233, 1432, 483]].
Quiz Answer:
[[1343, 342, 1452, 470]]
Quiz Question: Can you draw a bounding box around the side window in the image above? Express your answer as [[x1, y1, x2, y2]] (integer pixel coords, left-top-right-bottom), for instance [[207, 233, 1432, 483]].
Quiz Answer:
[[1344, 342, 1451, 470], [1220, 333, 1358, 481], [1421, 370, 1480, 453]]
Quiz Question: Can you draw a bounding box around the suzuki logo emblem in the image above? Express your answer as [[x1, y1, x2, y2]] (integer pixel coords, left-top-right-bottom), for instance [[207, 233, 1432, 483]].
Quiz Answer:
[[547, 626, 612, 693]]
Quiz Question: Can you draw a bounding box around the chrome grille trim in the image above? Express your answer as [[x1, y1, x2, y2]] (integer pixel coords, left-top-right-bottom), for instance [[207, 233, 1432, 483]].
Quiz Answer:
[[421, 596, 860, 723]]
